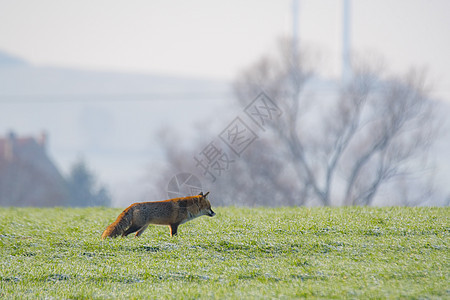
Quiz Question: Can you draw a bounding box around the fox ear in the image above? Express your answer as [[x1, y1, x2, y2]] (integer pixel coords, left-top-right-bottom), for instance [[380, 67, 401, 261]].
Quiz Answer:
[[204, 191, 210, 198]]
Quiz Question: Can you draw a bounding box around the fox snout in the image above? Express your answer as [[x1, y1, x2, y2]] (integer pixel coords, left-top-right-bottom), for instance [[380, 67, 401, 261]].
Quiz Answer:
[[207, 209, 216, 217]]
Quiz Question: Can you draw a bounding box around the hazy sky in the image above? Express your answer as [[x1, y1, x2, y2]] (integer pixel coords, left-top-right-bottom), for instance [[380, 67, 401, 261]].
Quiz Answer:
[[1, 0, 450, 99]]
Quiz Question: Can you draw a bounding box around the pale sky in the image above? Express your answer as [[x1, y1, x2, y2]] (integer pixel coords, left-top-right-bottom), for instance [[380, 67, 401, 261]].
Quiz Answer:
[[1, 0, 450, 99]]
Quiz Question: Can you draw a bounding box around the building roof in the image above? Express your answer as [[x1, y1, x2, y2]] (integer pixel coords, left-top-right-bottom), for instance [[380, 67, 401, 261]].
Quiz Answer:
[[0, 131, 68, 206]]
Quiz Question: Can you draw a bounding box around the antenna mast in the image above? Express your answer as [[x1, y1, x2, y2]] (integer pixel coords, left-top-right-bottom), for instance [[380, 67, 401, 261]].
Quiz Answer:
[[292, 0, 299, 66], [342, 0, 352, 84]]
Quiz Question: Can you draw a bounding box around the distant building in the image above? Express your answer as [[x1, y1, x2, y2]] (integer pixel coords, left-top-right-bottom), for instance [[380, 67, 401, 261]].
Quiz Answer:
[[0, 131, 69, 206]]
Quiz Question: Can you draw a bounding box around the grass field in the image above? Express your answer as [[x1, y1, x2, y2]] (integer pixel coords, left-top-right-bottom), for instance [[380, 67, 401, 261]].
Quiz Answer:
[[0, 206, 448, 299]]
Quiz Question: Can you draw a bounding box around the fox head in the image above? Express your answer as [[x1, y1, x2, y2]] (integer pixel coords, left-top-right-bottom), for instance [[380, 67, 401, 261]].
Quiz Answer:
[[198, 192, 216, 217]]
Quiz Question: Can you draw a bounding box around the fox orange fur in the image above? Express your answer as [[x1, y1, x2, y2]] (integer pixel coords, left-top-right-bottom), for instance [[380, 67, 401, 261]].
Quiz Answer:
[[101, 192, 215, 239]]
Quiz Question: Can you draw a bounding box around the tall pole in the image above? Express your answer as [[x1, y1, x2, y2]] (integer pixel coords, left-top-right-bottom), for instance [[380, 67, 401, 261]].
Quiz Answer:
[[292, 0, 299, 66], [342, 0, 352, 84]]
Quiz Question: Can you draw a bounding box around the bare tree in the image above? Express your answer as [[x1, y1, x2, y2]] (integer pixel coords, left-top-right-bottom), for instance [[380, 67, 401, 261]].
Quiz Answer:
[[341, 71, 437, 205], [233, 39, 439, 206]]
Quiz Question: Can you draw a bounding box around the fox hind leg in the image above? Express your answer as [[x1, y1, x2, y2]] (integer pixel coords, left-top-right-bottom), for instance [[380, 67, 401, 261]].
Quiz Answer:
[[169, 223, 179, 237], [135, 224, 149, 237]]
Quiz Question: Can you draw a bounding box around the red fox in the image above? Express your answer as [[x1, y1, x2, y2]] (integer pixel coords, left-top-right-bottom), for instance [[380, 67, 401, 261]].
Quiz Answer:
[[101, 192, 215, 239]]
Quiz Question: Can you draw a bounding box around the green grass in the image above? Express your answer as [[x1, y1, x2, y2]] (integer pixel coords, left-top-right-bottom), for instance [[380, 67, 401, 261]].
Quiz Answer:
[[0, 207, 448, 299]]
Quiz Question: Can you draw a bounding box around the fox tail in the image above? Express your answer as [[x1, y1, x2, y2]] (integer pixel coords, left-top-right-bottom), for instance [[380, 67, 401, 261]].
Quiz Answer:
[[101, 209, 133, 239]]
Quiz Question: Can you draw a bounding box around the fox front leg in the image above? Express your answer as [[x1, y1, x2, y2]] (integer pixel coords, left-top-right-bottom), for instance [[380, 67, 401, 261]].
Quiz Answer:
[[169, 223, 179, 236], [135, 225, 149, 237]]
